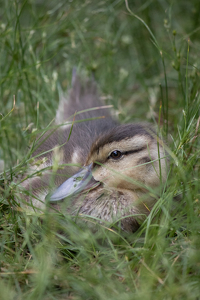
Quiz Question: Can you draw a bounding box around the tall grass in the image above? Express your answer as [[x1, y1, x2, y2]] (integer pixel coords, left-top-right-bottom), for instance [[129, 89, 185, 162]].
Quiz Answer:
[[0, 1, 200, 299]]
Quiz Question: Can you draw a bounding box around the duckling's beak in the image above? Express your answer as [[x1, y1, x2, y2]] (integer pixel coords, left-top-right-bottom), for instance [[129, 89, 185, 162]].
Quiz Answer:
[[47, 163, 100, 202]]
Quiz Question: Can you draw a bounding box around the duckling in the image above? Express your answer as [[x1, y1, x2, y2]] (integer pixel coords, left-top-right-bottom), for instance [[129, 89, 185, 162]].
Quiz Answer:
[[19, 71, 167, 232]]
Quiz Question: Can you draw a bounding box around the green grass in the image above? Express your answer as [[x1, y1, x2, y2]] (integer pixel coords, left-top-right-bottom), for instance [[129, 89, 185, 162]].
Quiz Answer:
[[0, 0, 200, 299]]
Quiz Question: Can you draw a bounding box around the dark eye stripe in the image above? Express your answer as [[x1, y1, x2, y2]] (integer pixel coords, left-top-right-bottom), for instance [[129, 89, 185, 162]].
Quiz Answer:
[[123, 146, 146, 156], [108, 146, 146, 160]]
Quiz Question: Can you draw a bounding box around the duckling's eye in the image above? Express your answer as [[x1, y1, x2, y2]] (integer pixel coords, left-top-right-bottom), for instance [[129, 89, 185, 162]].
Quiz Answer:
[[109, 150, 122, 160]]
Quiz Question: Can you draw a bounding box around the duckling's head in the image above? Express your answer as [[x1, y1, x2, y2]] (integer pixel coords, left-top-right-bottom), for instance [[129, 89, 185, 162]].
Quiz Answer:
[[86, 123, 167, 192]]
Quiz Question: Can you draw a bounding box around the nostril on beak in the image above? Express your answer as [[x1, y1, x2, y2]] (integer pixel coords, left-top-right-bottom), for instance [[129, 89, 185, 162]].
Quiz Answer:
[[93, 162, 98, 169]]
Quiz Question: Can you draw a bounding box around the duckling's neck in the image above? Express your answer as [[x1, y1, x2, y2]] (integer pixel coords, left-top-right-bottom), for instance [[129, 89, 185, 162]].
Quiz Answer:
[[67, 186, 157, 232]]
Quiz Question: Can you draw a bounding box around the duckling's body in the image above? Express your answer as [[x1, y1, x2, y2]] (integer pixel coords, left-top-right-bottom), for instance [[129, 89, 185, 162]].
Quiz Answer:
[[20, 73, 167, 232]]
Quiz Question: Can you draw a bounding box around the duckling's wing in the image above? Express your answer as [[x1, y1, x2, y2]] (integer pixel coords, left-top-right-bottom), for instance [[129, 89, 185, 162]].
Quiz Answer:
[[55, 72, 114, 124]]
